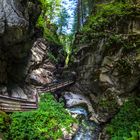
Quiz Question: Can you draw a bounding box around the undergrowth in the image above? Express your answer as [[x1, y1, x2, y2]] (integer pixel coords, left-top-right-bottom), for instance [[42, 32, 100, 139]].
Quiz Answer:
[[82, 2, 136, 34], [1, 93, 77, 140], [106, 98, 140, 140]]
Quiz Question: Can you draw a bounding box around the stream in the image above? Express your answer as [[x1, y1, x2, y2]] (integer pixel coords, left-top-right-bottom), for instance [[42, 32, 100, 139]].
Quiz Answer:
[[68, 107, 101, 140]]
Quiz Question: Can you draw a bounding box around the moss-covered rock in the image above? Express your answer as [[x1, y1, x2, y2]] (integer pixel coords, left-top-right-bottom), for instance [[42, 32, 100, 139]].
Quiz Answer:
[[72, 0, 140, 123], [105, 99, 140, 139]]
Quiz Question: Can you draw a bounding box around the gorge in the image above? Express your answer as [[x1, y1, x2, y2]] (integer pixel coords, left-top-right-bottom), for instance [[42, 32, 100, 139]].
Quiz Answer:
[[0, 0, 140, 140]]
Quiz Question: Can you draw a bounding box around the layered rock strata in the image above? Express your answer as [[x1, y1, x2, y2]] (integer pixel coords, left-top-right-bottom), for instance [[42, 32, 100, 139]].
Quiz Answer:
[[72, 1, 140, 122]]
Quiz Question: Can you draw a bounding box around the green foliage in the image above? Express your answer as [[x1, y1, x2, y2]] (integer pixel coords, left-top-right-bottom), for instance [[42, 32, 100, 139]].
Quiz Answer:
[[47, 51, 58, 63], [98, 98, 118, 111], [82, 2, 133, 34], [57, 7, 70, 35], [59, 34, 74, 66], [106, 99, 140, 140], [124, 131, 140, 140], [0, 111, 10, 133], [37, 15, 61, 45], [3, 93, 77, 140], [97, 2, 131, 17], [36, 0, 62, 45], [38, 0, 61, 20], [36, 0, 76, 65]]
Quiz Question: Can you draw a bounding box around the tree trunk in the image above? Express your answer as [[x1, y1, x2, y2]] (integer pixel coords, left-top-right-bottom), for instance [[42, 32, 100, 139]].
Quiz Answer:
[[77, 0, 81, 31]]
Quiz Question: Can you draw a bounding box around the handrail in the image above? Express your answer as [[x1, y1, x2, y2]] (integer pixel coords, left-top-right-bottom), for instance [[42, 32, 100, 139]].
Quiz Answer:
[[0, 80, 74, 112], [0, 96, 38, 112], [37, 80, 74, 93], [0, 95, 36, 103]]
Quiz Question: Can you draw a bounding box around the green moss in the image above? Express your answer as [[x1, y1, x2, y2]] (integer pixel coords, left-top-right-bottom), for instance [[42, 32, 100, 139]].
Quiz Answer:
[[78, 1, 140, 47], [82, 2, 132, 33], [3, 93, 77, 140], [115, 57, 134, 75], [47, 51, 58, 63], [105, 99, 140, 139], [37, 15, 61, 45], [99, 98, 117, 110], [0, 111, 10, 133]]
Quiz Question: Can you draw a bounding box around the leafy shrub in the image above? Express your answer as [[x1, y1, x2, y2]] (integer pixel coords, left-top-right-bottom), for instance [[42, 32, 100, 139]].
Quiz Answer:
[[37, 15, 61, 45], [81, 2, 134, 35], [3, 93, 77, 140], [124, 131, 140, 140], [47, 51, 58, 63], [106, 99, 140, 140], [0, 111, 10, 133]]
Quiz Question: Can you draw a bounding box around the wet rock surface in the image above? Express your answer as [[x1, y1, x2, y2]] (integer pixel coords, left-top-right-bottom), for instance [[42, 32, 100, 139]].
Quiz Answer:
[[67, 106, 101, 140], [63, 92, 99, 123], [0, 0, 58, 101], [0, 38, 57, 101], [0, 0, 41, 84], [72, 3, 140, 123]]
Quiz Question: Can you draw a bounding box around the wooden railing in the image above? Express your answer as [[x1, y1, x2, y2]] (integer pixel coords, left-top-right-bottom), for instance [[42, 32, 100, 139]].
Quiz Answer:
[[0, 95, 38, 112], [37, 80, 74, 93], [0, 80, 74, 112]]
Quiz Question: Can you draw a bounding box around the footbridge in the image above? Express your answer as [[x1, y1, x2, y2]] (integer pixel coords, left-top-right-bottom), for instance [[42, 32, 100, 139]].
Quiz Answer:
[[0, 80, 74, 112]]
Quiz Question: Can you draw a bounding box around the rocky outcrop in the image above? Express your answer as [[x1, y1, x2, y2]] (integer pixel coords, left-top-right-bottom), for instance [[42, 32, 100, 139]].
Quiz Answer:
[[0, 0, 41, 84], [72, 1, 140, 123], [0, 38, 57, 101], [26, 38, 56, 86], [0, 1, 58, 101], [63, 92, 99, 123]]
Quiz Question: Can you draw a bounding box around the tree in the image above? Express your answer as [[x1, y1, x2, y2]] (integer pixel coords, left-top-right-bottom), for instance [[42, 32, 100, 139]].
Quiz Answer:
[[57, 7, 70, 35], [72, 0, 94, 32]]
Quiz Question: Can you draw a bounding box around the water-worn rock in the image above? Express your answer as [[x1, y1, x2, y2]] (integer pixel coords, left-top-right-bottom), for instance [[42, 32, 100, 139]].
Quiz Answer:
[[0, 0, 29, 45], [63, 92, 99, 123], [11, 86, 28, 99], [0, 0, 57, 101], [26, 39, 56, 86], [0, 0, 41, 84], [72, 1, 140, 123], [0, 38, 57, 101]]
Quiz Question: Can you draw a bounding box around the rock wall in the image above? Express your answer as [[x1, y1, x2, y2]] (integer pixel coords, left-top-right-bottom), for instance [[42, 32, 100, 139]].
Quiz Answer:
[[0, 0, 41, 84], [0, 0, 57, 101], [72, 1, 140, 122]]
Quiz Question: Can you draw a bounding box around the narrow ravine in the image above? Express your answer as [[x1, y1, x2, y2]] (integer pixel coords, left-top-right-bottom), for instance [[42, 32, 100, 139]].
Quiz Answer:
[[0, 0, 140, 139]]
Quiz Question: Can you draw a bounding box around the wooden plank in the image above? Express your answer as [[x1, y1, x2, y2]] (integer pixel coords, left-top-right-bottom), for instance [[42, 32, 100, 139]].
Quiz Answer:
[[37, 80, 74, 93], [0, 102, 37, 107], [0, 95, 36, 103], [0, 99, 36, 104], [0, 80, 74, 112], [0, 104, 37, 112], [0, 95, 37, 112], [0, 108, 37, 112], [0, 101, 30, 107]]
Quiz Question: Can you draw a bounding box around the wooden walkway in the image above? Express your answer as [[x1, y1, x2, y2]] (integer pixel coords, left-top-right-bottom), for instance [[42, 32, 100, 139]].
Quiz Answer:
[[0, 95, 38, 112], [0, 80, 74, 112], [37, 80, 74, 93]]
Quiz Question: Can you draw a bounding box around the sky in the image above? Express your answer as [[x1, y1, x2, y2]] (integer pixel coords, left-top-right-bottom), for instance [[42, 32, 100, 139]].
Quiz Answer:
[[61, 0, 77, 34]]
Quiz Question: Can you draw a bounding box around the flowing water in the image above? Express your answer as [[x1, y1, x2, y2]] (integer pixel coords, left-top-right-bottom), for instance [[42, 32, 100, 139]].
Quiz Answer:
[[68, 107, 101, 140]]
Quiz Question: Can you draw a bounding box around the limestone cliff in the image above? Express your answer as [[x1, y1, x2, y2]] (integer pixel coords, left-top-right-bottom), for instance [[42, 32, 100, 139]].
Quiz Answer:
[[0, 0, 41, 84], [0, 0, 60, 101], [72, 0, 140, 122]]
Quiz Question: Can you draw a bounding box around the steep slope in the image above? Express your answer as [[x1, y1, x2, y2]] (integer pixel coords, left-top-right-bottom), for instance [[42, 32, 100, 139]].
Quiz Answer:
[[0, 0, 63, 101], [72, 0, 140, 122]]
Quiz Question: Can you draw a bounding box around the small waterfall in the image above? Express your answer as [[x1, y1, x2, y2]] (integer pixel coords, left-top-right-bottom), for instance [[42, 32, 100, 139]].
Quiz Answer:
[[68, 107, 101, 140]]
